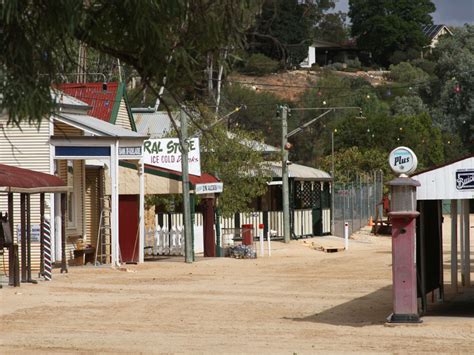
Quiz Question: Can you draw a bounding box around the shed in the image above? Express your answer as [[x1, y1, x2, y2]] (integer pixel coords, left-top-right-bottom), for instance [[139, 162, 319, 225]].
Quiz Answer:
[[412, 154, 473, 312]]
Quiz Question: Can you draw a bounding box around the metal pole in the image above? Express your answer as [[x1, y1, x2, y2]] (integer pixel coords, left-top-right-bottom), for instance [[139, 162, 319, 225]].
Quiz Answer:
[[60, 193, 68, 273], [462, 199, 470, 287], [26, 194, 32, 282], [331, 131, 335, 234], [281, 105, 291, 243], [20, 194, 26, 282], [450, 200, 458, 291], [180, 108, 194, 263]]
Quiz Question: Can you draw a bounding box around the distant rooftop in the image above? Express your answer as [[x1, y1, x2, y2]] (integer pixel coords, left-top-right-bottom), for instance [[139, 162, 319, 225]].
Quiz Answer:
[[422, 24, 453, 39]]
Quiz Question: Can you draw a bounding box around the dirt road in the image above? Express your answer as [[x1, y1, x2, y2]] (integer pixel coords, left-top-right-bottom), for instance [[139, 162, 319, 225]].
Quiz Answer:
[[1, 227, 473, 353]]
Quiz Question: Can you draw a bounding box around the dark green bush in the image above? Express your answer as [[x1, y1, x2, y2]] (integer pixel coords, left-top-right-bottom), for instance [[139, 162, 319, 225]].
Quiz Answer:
[[241, 53, 279, 76]]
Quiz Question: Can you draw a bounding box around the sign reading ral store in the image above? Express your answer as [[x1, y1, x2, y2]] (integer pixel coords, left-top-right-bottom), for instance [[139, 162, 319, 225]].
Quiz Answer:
[[143, 138, 201, 176], [195, 182, 223, 195], [388, 146, 418, 176]]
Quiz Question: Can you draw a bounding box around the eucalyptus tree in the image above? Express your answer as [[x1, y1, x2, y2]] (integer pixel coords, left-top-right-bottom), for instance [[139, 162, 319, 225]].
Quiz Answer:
[[1, 0, 262, 126]]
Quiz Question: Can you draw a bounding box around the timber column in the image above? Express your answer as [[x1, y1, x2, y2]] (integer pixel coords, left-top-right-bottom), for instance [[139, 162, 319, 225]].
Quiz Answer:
[[387, 146, 421, 323]]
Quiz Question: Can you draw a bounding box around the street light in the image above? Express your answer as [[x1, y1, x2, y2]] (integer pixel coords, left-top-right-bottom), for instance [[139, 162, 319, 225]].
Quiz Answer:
[[279, 106, 363, 243]]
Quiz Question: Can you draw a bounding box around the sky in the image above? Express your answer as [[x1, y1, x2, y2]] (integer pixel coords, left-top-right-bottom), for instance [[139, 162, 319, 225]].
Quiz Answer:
[[332, 0, 474, 27]]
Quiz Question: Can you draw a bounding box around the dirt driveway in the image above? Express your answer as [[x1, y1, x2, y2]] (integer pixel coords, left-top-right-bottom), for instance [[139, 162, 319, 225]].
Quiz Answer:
[[1, 227, 473, 353]]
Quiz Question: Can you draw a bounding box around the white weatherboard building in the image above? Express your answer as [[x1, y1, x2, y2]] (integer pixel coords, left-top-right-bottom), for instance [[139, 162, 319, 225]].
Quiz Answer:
[[0, 92, 147, 270]]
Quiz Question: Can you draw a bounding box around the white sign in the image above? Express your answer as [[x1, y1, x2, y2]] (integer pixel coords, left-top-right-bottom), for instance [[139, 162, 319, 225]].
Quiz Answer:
[[389, 146, 418, 176], [17, 224, 41, 242], [143, 138, 201, 176], [195, 182, 223, 194], [118, 146, 142, 157]]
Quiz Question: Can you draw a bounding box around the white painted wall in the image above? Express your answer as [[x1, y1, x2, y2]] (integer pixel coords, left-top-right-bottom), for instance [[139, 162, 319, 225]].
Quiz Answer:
[[413, 157, 474, 200]]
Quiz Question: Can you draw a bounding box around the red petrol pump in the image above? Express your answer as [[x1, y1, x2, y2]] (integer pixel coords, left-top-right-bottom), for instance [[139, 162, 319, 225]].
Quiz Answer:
[[387, 147, 421, 323]]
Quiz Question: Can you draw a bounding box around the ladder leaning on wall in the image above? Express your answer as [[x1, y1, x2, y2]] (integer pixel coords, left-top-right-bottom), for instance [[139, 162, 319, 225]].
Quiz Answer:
[[95, 196, 112, 265]]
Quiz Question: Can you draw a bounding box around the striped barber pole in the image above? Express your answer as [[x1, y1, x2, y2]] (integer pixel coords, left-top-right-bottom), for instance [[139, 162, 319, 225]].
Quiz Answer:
[[43, 218, 52, 281]]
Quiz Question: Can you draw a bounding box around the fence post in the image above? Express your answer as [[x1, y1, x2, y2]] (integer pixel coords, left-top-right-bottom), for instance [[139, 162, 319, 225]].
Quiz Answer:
[[344, 221, 349, 250]]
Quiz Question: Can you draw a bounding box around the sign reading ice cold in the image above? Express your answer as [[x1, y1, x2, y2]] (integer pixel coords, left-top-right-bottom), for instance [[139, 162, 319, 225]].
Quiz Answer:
[[388, 146, 418, 176], [143, 138, 201, 176]]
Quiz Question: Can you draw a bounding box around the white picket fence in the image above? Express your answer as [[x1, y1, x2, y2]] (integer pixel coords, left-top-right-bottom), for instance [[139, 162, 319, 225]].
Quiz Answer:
[[144, 209, 331, 257], [145, 214, 204, 256]]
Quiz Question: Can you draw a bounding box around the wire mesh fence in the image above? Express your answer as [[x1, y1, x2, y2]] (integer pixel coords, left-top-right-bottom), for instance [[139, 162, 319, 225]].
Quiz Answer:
[[332, 170, 384, 238]]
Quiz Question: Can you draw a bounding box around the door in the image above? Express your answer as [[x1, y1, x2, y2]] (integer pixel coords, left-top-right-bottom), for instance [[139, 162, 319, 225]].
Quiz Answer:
[[119, 195, 139, 263], [312, 182, 322, 236]]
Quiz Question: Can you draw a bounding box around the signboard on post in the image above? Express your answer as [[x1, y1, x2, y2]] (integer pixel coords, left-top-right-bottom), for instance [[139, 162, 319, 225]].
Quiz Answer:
[[143, 138, 201, 176], [195, 182, 223, 195]]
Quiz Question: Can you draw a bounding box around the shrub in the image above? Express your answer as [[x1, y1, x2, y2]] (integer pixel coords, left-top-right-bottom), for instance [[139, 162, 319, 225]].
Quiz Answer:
[[345, 58, 362, 70], [387, 62, 429, 83], [241, 53, 279, 76]]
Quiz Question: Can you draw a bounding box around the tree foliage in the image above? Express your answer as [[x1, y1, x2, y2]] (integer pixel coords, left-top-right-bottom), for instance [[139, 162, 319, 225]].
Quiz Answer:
[[1, 0, 261, 125], [313, 12, 349, 44], [349, 0, 435, 66], [221, 84, 283, 147], [199, 124, 270, 217], [247, 0, 334, 67], [427, 25, 474, 151]]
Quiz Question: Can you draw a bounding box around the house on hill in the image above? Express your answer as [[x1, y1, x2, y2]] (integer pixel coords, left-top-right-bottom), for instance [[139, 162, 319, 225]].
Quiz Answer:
[[422, 24, 453, 52]]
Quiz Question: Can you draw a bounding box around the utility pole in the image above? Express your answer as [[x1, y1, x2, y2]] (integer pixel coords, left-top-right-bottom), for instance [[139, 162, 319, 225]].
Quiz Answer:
[[281, 105, 291, 243], [180, 108, 194, 263]]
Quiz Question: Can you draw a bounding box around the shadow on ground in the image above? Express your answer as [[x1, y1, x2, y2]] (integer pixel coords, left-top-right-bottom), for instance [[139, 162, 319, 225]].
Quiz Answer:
[[287, 286, 392, 327], [426, 287, 474, 317]]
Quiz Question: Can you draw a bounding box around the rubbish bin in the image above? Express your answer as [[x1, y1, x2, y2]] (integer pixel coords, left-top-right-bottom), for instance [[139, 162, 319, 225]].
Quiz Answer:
[[241, 224, 253, 245]]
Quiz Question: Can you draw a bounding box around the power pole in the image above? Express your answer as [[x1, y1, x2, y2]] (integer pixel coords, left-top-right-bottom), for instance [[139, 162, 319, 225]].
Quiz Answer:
[[281, 105, 291, 243], [180, 108, 194, 263]]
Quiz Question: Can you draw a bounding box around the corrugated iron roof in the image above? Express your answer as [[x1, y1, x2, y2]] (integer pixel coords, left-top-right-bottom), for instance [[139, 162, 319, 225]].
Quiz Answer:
[[51, 89, 91, 109], [266, 161, 332, 181], [57, 82, 121, 122], [55, 112, 147, 138], [132, 109, 179, 137], [0, 163, 67, 193]]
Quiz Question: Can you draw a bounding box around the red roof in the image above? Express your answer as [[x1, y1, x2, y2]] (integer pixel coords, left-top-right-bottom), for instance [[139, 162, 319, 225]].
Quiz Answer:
[[144, 164, 220, 186], [0, 164, 66, 192], [57, 82, 120, 122]]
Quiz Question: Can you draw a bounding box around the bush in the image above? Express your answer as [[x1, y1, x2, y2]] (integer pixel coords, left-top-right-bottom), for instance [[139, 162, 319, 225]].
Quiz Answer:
[[387, 62, 429, 83], [241, 53, 279, 76], [345, 58, 362, 70], [326, 62, 345, 71]]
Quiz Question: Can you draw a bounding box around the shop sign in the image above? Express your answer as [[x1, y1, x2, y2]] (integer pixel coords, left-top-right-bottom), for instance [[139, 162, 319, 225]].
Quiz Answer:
[[143, 138, 201, 176], [456, 169, 474, 190], [17, 224, 40, 242], [118, 146, 142, 157], [388, 146, 418, 176], [195, 182, 223, 194]]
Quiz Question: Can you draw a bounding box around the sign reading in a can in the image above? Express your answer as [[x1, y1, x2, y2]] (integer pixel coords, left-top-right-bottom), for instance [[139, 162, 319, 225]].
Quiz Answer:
[[388, 146, 418, 176], [456, 169, 474, 190], [195, 182, 223, 194], [143, 138, 201, 176]]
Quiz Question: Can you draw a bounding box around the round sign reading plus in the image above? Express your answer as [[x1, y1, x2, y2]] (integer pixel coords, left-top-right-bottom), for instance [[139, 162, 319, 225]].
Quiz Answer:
[[388, 146, 418, 176]]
